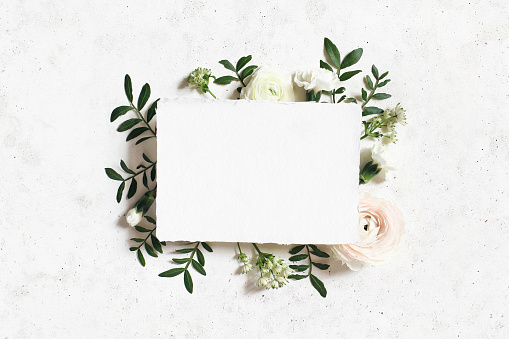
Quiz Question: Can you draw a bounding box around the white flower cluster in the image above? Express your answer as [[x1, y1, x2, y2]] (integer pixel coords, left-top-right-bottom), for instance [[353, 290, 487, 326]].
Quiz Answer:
[[238, 253, 254, 274], [187, 67, 212, 88], [255, 255, 293, 290]]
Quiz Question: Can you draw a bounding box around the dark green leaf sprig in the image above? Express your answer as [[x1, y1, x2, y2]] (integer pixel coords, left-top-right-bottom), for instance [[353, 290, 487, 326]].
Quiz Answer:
[[288, 244, 330, 298], [320, 38, 363, 103], [105, 153, 156, 203], [129, 216, 166, 267], [158, 242, 213, 294], [214, 55, 258, 93], [111, 74, 157, 144], [360, 65, 391, 116]]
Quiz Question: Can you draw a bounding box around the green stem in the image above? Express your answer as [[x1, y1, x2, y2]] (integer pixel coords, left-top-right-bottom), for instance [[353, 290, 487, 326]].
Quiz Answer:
[[130, 102, 157, 137], [361, 78, 379, 109], [184, 242, 201, 270], [237, 242, 243, 254], [123, 162, 156, 182], [136, 226, 156, 250], [207, 89, 217, 99], [236, 71, 247, 87], [252, 243, 262, 255]]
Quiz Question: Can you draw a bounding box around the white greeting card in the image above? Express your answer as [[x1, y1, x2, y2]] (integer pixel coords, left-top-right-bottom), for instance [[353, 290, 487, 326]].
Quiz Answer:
[[156, 98, 360, 244]]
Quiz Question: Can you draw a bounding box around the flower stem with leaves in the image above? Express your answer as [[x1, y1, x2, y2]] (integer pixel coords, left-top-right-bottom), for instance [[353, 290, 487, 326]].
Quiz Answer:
[[288, 244, 330, 298]]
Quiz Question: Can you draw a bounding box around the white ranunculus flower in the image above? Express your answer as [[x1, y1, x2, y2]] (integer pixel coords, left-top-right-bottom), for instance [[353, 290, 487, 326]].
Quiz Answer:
[[126, 208, 143, 227], [240, 66, 295, 102], [371, 143, 397, 171], [294, 68, 341, 92]]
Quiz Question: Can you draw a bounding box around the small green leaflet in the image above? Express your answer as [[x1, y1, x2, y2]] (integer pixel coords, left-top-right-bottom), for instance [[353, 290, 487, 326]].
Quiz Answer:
[[196, 249, 205, 266], [236, 55, 252, 71], [201, 242, 213, 252], [340, 48, 363, 69], [110, 106, 133, 122], [214, 76, 239, 85], [192, 260, 206, 276], [289, 245, 305, 254], [105, 168, 123, 181], [289, 254, 308, 262], [137, 249, 146, 267], [120, 160, 134, 174], [324, 38, 341, 69], [116, 181, 125, 203], [372, 93, 391, 100], [159, 268, 186, 277], [126, 127, 149, 141], [146, 99, 159, 123], [173, 258, 190, 264], [366, 75, 373, 91], [117, 118, 141, 132], [137, 83, 151, 111], [127, 179, 137, 199], [362, 106, 384, 116], [134, 226, 150, 232], [339, 70, 362, 81], [240, 65, 257, 80], [310, 274, 327, 298], [184, 270, 193, 294], [371, 64, 379, 79], [124, 74, 133, 102], [319, 60, 333, 72], [145, 243, 158, 257], [219, 60, 236, 72]]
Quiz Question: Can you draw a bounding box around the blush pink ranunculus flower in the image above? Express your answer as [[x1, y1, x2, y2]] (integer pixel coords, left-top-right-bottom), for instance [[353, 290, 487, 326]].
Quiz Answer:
[[330, 192, 405, 271]]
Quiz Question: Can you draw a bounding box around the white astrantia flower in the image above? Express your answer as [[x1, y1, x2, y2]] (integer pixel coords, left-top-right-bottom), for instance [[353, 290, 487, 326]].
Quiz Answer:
[[271, 280, 280, 289], [256, 276, 269, 287], [371, 143, 397, 171], [276, 276, 288, 287], [240, 66, 295, 102], [294, 68, 340, 92], [241, 263, 253, 274], [391, 103, 407, 125], [126, 208, 143, 227], [386, 131, 398, 143], [187, 67, 211, 88]]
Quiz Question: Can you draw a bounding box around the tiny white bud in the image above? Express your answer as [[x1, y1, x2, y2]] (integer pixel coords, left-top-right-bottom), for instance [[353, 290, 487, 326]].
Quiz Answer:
[[126, 208, 143, 227]]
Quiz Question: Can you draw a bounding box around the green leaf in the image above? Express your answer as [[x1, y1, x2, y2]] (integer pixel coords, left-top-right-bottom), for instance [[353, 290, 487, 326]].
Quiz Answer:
[[312, 262, 330, 270], [130, 238, 144, 243], [214, 76, 239, 85], [310, 274, 327, 297], [289, 245, 305, 255], [219, 59, 236, 72], [337, 95, 346, 103], [137, 83, 151, 110], [335, 87, 346, 94], [135, 136, 153, 145], [127, 179, 137, 199], [105, 168, 123, 181], [120, 160, 135, 174], [196, 249, 205, 266], [124, 74, 133, 103], [142, 172, 148, 189], [240, 65, 257, 80], [151, 235, 163, 253], [289, 254, 308, 262], [371, 64, 379, 79], [379, 71, 389, 80], [288, 274, 307, 280], [145, 216, 156, 224], [236, 55, 252, 71], [315, 91, 322, 103], [308, 245, 330, 258], [145, 243, 157, 257], [134, 226, 151, 232], [146, 99, 159, 123], [150, 165, 156, 181], [110, 106, 133, 122], [340, 48, 363, 69], [116, 181, 125, 203], [159, 267, 185, 277], [324, 38, 341, 69], [236, 87, 242, 93], [137, 249, 146, 267], [201, 242, 213, 252], [339, 70, 362, 81], [378, 79, 391, 87], [117, 118, 141, 132], [137, 164, 146, 169], [173, 258, 190, 264], [192, 260, 206, 276], [129, 247, 137, 251], [176, 248, 194, 253], [361, 88, 367, 101], [184, 270, 193, 294], [319, 60, 333, 72], [362, 107, 385, 116], [345, 97, 357, 103], [289, 264, 309, 272], [306, 90, 316, 102], [366, 75, 373, 91], [372, 93, 391, 100], [142, 153, 152, 163]]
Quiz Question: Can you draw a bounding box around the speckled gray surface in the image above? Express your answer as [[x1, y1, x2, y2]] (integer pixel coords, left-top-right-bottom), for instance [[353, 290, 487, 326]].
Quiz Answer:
[[1, 0, 508, 337]]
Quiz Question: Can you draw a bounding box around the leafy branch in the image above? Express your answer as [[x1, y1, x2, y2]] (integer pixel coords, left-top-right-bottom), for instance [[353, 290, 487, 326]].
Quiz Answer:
[[288, 244, 330, 298], [360, 65, 391, 117], [214, 55, 258, 93], [105, 153, 156, 203], [158, 242, 213, 294], [128, 216, 166, 267], [321, 38, 363, 103]]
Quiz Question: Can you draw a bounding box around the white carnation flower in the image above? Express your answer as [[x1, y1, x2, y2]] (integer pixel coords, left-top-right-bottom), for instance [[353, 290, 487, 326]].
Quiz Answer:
[[294, 68, 340, 92], [371, 143, 397, 171], [126, 208, 143, 227]]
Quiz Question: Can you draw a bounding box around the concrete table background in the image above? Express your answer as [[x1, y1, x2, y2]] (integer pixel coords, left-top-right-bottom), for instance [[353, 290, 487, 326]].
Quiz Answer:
[[1, 0, 508, 337]]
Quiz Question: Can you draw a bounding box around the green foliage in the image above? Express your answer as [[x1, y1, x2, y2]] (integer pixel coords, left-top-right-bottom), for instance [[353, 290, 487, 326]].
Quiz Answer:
[[360, 65, 392, 117], [288, 245, 330, 298], [129, 217, 165, 267], [159, 242, 212, 294], [359, 160, 382, 185], [215, 55, 257, 91]]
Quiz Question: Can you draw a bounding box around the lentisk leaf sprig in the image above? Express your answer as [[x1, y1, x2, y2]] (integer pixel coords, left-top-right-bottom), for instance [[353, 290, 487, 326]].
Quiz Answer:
[[128, 216, 166, 267], [159, 242, 213, 294], [288, 244, 330, 298], [215, 55, 258, 93], [321, 38, 363, 103], [110, 75, 157, 144], [360, 65, 392, 117]]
